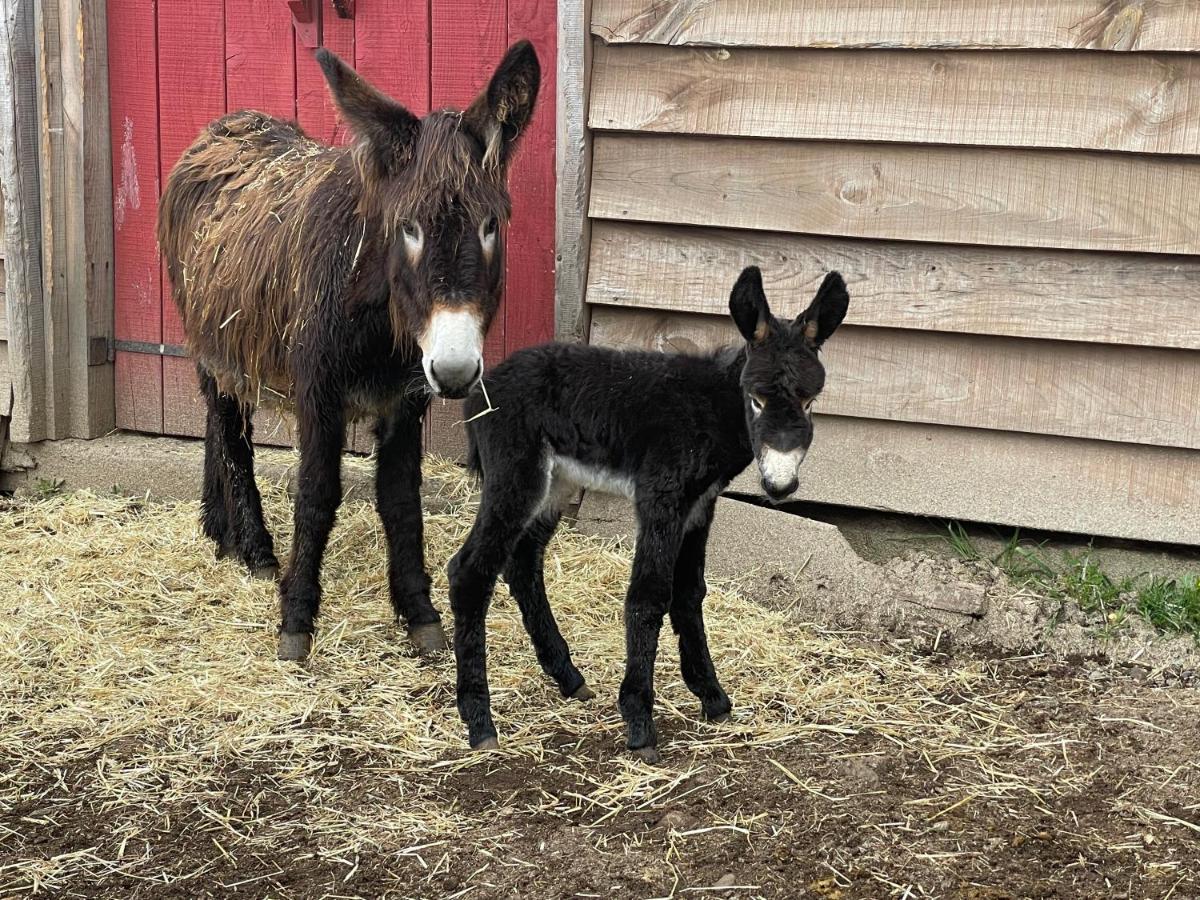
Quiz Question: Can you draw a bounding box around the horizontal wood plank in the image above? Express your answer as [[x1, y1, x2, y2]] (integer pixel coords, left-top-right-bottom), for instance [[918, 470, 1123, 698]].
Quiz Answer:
[[591, 0, 1200, 52], [590, 133, 1200, 255], [585, 222, 1200, 350], [589, 306, 1200, 450], [725, 415, 1200, 546], [591, 44, 1200, 156]]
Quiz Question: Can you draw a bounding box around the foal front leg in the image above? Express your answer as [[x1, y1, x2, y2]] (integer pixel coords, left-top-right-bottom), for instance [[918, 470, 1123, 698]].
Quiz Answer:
[[278, 403, 345, 661], [374, 405, 446, 654], [620, 505, 685, 763], [670, 507, 731, 722]]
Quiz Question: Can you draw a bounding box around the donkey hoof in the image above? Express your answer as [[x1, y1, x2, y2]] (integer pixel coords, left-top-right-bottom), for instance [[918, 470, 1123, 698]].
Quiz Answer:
[[472, 736, 500, 751], [570, 684, 596, 702], [277, 631, 312, 662], [408, 621, 448, 655], [631, 745, 661, 765], [252, 564, 280, 581], [707, 711, 731, 724], [215, 544, 234, 560]]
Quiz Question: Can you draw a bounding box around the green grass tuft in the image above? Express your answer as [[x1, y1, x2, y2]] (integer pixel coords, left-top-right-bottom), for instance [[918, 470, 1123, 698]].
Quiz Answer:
[[942, 525, 1200, 643]]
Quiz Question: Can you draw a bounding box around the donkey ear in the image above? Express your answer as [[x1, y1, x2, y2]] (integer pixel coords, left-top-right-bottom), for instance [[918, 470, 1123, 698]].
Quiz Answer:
[[316, 48, 420, 178], [463, 39, 541, 169], [795, 271, 849, 350], [729, 266, 773, 344]]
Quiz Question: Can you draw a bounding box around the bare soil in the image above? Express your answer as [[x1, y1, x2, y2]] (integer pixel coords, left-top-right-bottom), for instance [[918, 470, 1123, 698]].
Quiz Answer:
[[2, 475, 1198, 899]]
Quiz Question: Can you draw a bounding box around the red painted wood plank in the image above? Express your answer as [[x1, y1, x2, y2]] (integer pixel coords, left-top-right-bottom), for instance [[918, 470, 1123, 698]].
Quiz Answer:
[[108, 0, 163, 432], [355, 0, 430, 112], [297, 1, 355, 144], [158, 1, 225, 353], [505, 0, 556, 353], [225, 0, 297, 118], [158, 5, 225, 436], [432, 0, 509, 369], [162, 356, 205, 438]]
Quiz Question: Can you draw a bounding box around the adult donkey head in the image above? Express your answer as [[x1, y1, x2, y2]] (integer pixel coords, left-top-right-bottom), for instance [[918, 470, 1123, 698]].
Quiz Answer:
[[317, 40, 540, 398]]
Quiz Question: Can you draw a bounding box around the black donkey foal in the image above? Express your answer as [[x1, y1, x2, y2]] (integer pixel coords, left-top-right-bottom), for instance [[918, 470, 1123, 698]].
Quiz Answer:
[[449, 267, 850, 761]]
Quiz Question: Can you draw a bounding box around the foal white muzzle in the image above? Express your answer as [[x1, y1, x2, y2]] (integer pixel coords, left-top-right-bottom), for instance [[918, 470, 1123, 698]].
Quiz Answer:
[[420, 307, 484, 399], [758, 445, 805, 503]]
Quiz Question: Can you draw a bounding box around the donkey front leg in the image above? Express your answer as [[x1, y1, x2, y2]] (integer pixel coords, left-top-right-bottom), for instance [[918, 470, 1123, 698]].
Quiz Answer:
[[670, 507, 731, 723], [620, 506, 686, 763], [374, 405, 446, 654], [278, 404, 346, 661]]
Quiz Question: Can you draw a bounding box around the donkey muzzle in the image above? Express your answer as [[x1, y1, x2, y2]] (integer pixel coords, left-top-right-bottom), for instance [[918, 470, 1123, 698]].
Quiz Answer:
[[758, 445, 805, 504], [420, 307, 485, 399]]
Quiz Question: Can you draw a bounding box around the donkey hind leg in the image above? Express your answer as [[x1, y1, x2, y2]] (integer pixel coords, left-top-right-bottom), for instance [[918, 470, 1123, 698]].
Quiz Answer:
[[669, 508, 731, 723], [502, 511, 593, 701], [448, 455, 547, 749], [374, 405, 445, 655], [198, 367, 277, 578], [278, 403, 346, 661], [619, 501, 687, 764]]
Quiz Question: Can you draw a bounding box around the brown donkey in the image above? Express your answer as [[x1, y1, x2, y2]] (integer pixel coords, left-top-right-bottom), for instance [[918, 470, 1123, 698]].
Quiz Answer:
[[157, 41, 540, 661]]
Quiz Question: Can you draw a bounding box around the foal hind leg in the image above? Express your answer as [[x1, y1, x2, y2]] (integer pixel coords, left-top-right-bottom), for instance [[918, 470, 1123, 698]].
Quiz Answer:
[[198, 368, 278, 578], [669, 506, 731, 723], [503, 511, 593, 701], [449, 453, 547, 749]]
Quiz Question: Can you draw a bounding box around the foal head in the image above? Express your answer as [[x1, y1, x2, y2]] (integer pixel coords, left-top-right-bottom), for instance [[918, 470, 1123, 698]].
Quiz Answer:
[[316, 41, 540, 398], [729, 266, 849, 503]]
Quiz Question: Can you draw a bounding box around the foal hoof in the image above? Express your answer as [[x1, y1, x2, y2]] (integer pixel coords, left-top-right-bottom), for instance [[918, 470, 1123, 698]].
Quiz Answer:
[[252, 564, 280, 581], [472, 736, 500, 751], [631, 746, 661, 765], [277, 631, 312, 662], [570, 684, 596, 702], [408, 621, 448, 655], [706, 711, 731, 724]]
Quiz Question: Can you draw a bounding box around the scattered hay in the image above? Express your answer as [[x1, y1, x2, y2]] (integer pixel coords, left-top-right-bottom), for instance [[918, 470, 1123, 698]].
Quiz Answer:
[[0, 459, 1190, 897]]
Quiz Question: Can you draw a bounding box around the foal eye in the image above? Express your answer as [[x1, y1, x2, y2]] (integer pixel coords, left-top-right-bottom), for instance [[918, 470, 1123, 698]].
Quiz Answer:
[[481, 216, 498, 238], [749, 394, 765, 416], [801, 398, 815, 414], [401, 220, 423, 243]]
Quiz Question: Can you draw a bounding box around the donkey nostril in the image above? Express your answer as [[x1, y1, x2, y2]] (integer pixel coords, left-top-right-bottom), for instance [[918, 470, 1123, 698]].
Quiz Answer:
[[430, 359, 483, 399]]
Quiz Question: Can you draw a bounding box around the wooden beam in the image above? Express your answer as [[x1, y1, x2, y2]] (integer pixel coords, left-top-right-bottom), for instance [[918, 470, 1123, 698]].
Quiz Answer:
[[56, 0, 115, 437], [591, 0, 1200, 52], [0, 0, 48, 443], [555, 0, 593, 342], [590, 44, 1200, 157], [586, 222, 1200, 351], [726, 415, 1200, 546], [590, 133, 1200, 256], [589, 306, 1200, 450]]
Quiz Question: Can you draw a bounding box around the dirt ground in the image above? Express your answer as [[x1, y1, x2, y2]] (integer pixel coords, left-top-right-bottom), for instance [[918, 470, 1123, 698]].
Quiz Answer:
[[2, 463, 1198, 899]]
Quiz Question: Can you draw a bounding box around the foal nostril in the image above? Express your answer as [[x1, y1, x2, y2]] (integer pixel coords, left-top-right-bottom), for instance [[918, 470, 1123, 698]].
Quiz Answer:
[[430, 359, 483, 399], [763, 478, 799, 504]]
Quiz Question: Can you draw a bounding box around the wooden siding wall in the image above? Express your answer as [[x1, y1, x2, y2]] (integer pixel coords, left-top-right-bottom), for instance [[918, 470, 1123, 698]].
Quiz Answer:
[[583, 0, 1200, 544]]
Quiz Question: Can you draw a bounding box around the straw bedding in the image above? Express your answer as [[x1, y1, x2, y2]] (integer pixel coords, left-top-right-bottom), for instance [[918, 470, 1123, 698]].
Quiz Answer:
[[1, 458, 1196, 898]]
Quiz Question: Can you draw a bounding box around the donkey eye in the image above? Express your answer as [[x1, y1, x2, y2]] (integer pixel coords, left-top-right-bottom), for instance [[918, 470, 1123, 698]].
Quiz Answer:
[[401, 220, 423, 243], [801, 397, 815, 413], [481, 216, 498, 238], [749, 394, 765, 416]]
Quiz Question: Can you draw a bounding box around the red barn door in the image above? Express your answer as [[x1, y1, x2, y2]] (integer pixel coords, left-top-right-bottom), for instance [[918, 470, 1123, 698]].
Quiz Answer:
[[107, 0, 556, 453]]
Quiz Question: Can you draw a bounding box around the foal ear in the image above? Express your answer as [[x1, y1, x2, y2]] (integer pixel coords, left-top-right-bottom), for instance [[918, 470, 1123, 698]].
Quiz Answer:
[[729, 266, 773, 344], [795, 271, 849, 350], [316, 48, 420, 178], [463, 39, 541, 170]]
